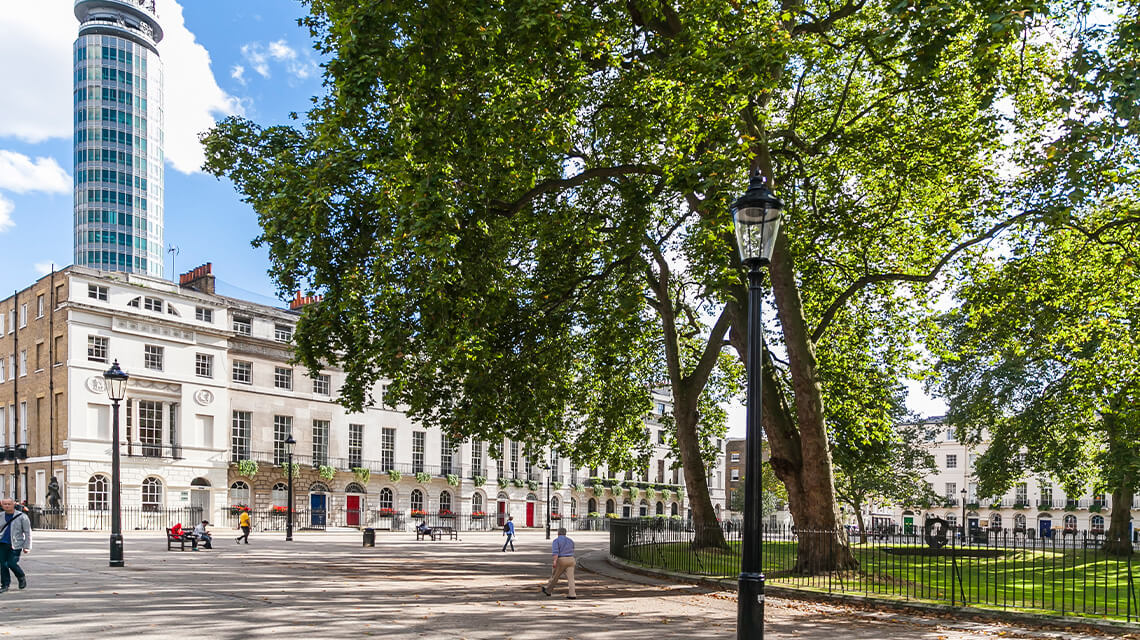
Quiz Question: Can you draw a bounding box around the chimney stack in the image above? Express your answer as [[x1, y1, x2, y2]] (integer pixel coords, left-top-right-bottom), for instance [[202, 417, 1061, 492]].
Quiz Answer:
[[290, 292, 324, 310], [180, 263, 215, 294]]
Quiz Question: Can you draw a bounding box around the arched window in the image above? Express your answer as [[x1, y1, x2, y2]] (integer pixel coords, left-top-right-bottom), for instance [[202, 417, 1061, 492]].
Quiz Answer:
[[570, 497, 578, 518], [605, 499, 615, 514], [550, 495, 560, 515], [1014, 513, 1026, 530], [671, 502, 679, 516], [989, 513, 1002, 529], [472, 492, 484, 513], [378, 487, 393, 510], [191, 477, 210, 487], [141, 477, 163, 512], [1064, 514, 1077, 530], [345, 482, 366, 494], [1091, 515, 1105, 532], [271, 483, 289, 507], [229, 481, 250, 507], [588, 498, 597, 514], [526, 492, 538, 502], [88, 475, 109, 511], [656, 501, 664, 515], [411, 489, 424, 512], [439, 490, 452, 513], [639, 499, 649, 517], [310, 482, 329, 493], [946, 514, 957, 528]]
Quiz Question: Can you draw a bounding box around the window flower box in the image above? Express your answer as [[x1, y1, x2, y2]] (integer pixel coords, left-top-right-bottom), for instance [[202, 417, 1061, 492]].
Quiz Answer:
[[550, 513, 562, 520], [471, 511, 487, 519], [438, 509, 455, 518], [410, 509, 427, 518], [270, 505, 289, 514], [229, 504, 250, 515], [377, 508, 396, 517]]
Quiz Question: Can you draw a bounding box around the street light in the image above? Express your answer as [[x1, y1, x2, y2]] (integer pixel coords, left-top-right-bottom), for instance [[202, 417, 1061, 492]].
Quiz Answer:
[[961, 487, 968, 544], [544, 453, 554, 540], [732, 172, 783, 640], [285, 433, 296, 542], [103, 360, 129, 568]]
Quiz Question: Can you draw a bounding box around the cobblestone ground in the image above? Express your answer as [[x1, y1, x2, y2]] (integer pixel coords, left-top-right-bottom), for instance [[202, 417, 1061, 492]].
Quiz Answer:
[[1, 530, 1133, 639]]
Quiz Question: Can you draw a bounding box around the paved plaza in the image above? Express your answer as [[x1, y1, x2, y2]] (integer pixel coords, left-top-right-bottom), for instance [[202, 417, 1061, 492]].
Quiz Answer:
[[0, 530, 1133, 639]]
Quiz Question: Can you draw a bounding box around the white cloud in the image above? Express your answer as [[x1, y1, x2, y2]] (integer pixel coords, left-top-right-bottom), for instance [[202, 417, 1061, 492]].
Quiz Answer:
[[0, 195, 13, 232], [34, 262, 59, 276], [241, 39, 317, 81], [0, 1, 242, 174], [0, 151, 70, 194], [267, 39, 297, 61], [231, 64, 247, 85], [240, 43, 271, 78]]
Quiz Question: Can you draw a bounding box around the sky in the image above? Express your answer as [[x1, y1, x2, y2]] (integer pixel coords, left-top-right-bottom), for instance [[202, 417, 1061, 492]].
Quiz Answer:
[[0, 0, 948, 437]]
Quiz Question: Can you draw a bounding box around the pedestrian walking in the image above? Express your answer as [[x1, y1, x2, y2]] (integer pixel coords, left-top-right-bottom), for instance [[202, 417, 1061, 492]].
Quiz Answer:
[[502, 515, 516, 552], [235, 509, 251, 544], [0, 498, 31, 593], [541, 527, 575, 599]]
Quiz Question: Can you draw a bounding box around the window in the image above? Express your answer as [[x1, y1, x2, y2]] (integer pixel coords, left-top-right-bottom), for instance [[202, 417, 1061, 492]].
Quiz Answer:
[[274, 367, 293, 390], [571, 497, 578, 518], [19, 303, 27, 327], [138, 400, 162, 456], [36, 294, 44, 318], [1016, 482, 1028, 504], [945, 482, 956, 500], [88, 335, 108, 362], [412, 431, 425, 473], [274, 324, 293, 343], [439, 490, 452, 513], [88, 475, 109, 510], [656, 402, 666, 414], [1091, 515, 1105, 532], [88, 284, 108, 301], [195, 353, 214, 378], [143, 344, 163, 370], [990, 513, 1002, 528], [658, 430, 667, 445], [19, 350, 27, 376], [231, 411, 251, 460], [271, 482, 289, 507], [232, 316, 252, 335], [472, 492, 483, 513], [379, 487, 393, 510], [141, 477, 163, 511], [195, 307, 213, 323], [946, 454, 957, 469], [127, 297, 140, 308], [1040, 483, 1052, 505], [472, 440, 483, 477], [348, 423, 363, 469], [946, 428, 955, 441], [0, 312, 3, 334], [441, 434, 454, 475], [312, 420, 329, 466], [731, 468, 740, 481], [411, 489, 424, 513], [947, 515, 957, 528], [143, 296, 162, 312], [312, 374, 330, 395], [730, 452, 740, 463], [229, 481, 250, 507], [510, 441, 519, 478], [273, 416, 292, 465], [381, 427, 396, 471], [232, 360, 252, 384]]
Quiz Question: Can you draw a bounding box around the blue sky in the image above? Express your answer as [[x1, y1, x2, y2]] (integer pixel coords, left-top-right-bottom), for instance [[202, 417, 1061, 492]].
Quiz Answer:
[[0, 0, 323, 305]]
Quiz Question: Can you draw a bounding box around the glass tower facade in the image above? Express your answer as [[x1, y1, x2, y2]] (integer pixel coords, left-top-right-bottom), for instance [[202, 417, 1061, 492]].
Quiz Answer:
[[74, 0, 164, 276]]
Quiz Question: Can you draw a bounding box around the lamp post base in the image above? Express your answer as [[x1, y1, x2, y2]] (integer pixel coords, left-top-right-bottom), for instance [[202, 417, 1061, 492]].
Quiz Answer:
[[109, 532, 124, 567], [737, 572, 765, 639]]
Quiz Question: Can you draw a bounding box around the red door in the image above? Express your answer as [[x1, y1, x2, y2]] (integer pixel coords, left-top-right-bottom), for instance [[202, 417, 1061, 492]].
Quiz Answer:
[[526, 502, 535, 527], [497, 501, 507, 526], [346, 495, 360, 526]]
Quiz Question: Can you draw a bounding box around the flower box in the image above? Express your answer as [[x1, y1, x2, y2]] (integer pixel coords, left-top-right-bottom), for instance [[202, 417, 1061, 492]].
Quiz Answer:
[[377, 508, 396, 517], [270, 505, 289, 514], [228, 504, 250, 515], [437, 510, 456, 518], [550, 513, 562, 520], [471, 511, 487, 518], [410, 509, 427, 518]]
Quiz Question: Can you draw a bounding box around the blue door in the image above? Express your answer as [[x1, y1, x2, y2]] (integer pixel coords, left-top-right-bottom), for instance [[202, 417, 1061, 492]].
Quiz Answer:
[[1039, 519, 1052, 538], [310, 493, 327, 526]]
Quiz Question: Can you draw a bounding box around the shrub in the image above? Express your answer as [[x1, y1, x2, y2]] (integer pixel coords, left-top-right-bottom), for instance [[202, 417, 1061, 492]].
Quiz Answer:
[[552, 481, 563, 491], [387, 469, 402, 482], [527, 480, 538, 491], [237, 459, 259, 478], [497, 477, 509, 489], [511, 478, 524, 488], [415, 472, 432, 483], [446, 474, 460, 487], [352, 467, 371, 484], [318, 465, 336, 481], [473, 475, 487, 488]]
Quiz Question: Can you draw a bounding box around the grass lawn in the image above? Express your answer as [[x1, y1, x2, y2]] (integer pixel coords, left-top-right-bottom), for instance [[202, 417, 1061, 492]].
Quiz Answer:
[[620, 539, 1140, 621]]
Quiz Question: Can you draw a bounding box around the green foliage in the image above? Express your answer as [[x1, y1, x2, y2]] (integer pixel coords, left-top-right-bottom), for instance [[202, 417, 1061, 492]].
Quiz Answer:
[[511, 478, 524, 488], [237, 459, 258, 478], [628, 487, 640, 501], [473, 475, 487, 488], [352, 467, 370, 484], [552, 481, 563, 491], [572, 483, 584, 492], [284, 463, 300, 480], [446, 474, 460, 487], [387, 469, 402, 482], [591, 484, 605, 496], [415, 472, 432, 484], [497, 477, 508, 489], [527, 480, 538, 492], [318, 465, 336, 481]]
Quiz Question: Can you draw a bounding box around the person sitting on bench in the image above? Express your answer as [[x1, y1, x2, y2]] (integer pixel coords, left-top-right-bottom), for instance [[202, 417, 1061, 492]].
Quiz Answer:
[[192, 520, 214, 549], [416, 520, 433, 537]]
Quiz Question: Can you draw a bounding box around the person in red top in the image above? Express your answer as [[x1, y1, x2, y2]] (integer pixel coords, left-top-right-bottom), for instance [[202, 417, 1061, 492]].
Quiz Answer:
[[171, 523, 184, 537]]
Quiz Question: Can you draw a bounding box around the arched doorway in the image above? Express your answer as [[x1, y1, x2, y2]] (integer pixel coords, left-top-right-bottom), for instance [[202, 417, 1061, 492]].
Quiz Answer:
[[902, 509, 915, 535], [497, 491, 510, 526], [309, 482, 330, 527], [605, 499, 615, 515], [1037, 513, 1053, 538], [588, 497, 597, 514], [345, 482, 366, 527], [190, 477, 211, 519], [525, 492, 538, 527], [622, 501, 632, 518]]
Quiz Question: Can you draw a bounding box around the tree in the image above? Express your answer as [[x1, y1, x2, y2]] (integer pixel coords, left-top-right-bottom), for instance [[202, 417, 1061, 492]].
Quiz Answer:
[[729, 461, 787, 521], [933, 227, 1139, 555], [202, 0, 1062, 567]]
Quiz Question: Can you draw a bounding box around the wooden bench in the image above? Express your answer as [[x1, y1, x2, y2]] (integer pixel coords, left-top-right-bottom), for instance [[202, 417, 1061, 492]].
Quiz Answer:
[[415, 526, 458, 541], [166, 527, 197, 551]]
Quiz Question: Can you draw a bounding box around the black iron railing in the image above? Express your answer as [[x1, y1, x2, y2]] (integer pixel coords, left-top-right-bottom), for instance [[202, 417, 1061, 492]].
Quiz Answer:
[[610, 519, 1140, 622], [30, 505, 203, 531]]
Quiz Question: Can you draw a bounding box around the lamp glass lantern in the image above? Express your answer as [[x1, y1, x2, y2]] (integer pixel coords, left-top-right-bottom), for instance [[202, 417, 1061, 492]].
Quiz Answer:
[[103, 360, 129, 402], [285, 434, 296, 455], [732, 175, 784, 266]]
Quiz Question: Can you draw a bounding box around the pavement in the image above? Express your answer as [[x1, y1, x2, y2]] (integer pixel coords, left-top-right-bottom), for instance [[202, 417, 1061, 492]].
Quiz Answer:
[[1, 529, 1135, 639]]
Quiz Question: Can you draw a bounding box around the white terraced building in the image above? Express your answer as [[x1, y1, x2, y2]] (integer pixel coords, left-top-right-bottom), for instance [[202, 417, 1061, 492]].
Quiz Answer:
[[1, 264, 725, 529]]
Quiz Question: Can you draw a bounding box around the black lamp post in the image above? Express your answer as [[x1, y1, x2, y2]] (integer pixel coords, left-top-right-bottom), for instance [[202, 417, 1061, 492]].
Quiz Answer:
[[961, 487, 968, 543], [732, 172, 783, 640], [103, 360, 129, 568], [544, 454, 553, 540], [285, 434, 296, 541]]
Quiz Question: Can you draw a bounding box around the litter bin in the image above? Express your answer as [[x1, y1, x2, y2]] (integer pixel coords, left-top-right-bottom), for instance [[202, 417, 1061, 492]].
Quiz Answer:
[[363, 528, 375, 547]]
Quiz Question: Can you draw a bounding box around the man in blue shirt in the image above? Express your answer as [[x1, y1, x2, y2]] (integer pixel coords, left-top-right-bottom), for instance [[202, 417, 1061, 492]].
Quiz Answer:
[[541, 527, 576, 599], [502, 516, 515, 551], [0, 498, 31, 593]]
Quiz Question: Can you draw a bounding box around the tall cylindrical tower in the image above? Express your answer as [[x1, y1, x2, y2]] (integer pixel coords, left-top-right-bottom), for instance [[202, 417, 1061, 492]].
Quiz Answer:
[[73, 0, 165, 277]]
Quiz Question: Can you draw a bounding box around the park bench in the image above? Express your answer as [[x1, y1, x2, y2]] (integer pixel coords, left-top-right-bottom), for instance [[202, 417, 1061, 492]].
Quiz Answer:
[[1085, 535, 1104, 549], [415, 526, 458, 541], [166, 527, 198, 551]]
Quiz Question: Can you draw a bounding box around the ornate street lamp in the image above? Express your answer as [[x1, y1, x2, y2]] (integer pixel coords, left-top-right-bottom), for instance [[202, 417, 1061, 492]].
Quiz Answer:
[[732, 172, 783, 640], [285, 434, 296, 542], [543, 453, 553, 540], [103, 360, 129, 567], [961, 487, 968, 543]]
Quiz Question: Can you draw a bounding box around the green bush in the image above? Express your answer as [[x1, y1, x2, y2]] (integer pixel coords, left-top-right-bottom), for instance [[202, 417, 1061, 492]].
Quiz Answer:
[[387, 469, 402, 482], [446, 474, 459, 487], [473, 475, 487, 488], [318, 465, 336, 481], [415, 471, 432, 483], [237, 459, 259, 478], [352, 467, 370, 484], [497, 477, 509, 489]]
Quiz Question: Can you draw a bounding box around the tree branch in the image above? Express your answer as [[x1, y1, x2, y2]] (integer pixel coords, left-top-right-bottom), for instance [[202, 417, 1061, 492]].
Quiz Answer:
[[811, 211, 1038, 343], [490, 165, 662, 216], [792, 0, 867, 36]]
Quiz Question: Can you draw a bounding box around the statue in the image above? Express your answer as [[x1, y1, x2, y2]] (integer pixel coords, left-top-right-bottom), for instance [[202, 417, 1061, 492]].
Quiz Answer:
[[46, 477, 62, 509], [924, 516, 950, 549]]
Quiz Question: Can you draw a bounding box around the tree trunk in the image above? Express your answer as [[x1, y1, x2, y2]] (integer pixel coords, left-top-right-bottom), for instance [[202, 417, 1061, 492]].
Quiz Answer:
[[853, 502, 868, 545], [1102, 405, 1134, 557], [674, 390, 728, 549], [1103, 481, 1133, 556]]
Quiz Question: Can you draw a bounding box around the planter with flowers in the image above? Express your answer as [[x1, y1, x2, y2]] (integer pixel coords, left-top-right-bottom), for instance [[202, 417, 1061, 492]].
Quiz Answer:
[[471, 511, 487, 519], [437, 509, 455, 518], [271, 505, 289, 514], [410, 509, 427, 518], [229, 504, 250, 515], [550, 512, 562, 520], [377, 507, 396, 518]]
